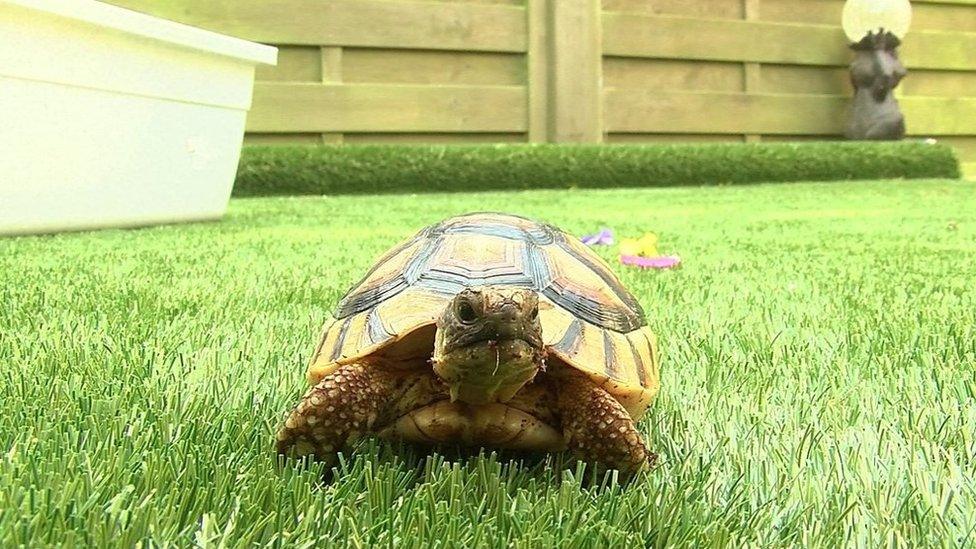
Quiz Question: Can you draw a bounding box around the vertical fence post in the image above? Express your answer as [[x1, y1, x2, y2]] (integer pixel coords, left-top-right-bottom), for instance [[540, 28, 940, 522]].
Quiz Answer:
[[321, 46, 343, 144], [527, 0, 550, 143], [548, 0, 604, 143], [743, 0, 762, 143]]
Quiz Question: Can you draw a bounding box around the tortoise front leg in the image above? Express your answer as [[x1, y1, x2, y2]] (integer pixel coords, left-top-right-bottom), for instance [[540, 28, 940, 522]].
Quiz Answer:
[[556, 374, 654, 474], [276, 361, 400, 463]]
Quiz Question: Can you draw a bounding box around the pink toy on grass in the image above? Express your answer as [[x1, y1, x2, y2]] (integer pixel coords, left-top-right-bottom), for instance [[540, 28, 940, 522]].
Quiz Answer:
[[582, 229, 681, 269], [619, 254, 681, 269], [618, 232, 681, 269]]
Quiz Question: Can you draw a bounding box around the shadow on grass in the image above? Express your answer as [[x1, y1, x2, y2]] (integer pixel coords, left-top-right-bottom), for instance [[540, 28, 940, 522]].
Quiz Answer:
[[278, 438, 658, 491]]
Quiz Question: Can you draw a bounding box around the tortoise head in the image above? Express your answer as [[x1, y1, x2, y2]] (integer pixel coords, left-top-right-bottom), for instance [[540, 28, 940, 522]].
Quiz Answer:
[[432, 287, 546, 405]]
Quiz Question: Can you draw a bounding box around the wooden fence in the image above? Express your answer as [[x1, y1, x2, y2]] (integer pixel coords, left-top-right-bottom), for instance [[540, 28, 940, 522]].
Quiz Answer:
[[109, 0, 976, 173]]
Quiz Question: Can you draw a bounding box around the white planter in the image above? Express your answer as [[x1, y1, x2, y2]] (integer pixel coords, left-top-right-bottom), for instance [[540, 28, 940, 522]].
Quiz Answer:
[[0, 0, 277, 235]]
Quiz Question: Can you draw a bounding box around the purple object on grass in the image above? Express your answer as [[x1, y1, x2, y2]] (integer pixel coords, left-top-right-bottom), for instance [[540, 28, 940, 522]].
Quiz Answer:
[[620, 255, 681, 269], [581, 228, 614, 246]]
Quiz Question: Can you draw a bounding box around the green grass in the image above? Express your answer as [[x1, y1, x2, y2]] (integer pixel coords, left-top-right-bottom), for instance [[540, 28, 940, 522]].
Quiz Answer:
[[234, 142, 960, 197], [2, 179, 975, 547]]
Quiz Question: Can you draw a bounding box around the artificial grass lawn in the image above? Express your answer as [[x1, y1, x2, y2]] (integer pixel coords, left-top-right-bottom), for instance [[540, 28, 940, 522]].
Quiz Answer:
[[2, 179, 975, 547], [235, 142, 960, 197]]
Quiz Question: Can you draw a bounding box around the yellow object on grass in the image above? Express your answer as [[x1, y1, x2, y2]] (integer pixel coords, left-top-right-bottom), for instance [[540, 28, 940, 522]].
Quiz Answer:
[[619, 233, 659, 257]]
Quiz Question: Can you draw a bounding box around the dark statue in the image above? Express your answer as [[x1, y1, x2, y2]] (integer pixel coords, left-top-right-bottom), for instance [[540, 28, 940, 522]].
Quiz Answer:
[[846, 30, 907, 140]]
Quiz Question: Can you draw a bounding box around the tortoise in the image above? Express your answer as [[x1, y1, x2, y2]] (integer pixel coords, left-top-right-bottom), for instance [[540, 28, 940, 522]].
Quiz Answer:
[[276, 212, 661, 473]]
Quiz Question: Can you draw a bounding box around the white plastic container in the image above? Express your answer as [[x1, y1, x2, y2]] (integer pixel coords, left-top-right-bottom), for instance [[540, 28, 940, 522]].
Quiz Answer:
[[0, 0, 277, 235]]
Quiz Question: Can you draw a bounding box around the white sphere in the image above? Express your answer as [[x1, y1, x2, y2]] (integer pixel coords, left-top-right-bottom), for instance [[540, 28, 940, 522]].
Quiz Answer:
[[842, 0, 913, 42]]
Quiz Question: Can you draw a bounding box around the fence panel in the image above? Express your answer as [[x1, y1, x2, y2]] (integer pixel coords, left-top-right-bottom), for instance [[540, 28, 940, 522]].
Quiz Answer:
[[108, 0, 976, 170]]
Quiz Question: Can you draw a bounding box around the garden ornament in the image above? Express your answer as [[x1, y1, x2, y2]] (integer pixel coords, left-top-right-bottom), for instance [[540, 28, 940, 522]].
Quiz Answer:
[[846, 30, 907, 140], [842, 0, 912, 140], [277, 213, 660, 474]]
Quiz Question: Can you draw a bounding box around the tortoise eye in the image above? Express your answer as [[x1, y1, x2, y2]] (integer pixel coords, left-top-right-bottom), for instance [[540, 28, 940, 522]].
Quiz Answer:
[[456, 300, 479, 324]]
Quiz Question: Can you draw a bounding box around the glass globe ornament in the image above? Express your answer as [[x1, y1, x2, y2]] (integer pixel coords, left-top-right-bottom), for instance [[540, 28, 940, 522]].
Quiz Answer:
[[842, 0, 913, 42]]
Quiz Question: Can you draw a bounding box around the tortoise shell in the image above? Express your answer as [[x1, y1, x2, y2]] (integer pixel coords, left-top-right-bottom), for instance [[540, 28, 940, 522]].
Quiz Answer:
[[307, 213, 660, 417]]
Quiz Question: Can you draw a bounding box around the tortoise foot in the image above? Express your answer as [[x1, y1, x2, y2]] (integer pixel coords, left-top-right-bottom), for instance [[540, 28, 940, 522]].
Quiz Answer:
[[276, 361, 398, 464], [557, 374, 653, 475]]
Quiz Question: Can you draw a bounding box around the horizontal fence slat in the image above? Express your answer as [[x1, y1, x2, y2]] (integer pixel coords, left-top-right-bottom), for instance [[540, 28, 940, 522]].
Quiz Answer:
[[901, 97, 976, 135], [248, 83, 527, 133], [109, 0, 527, 52], [902, 31, 976, 71], [342, 133, 526, 143], [758, 65, 850, 95], [605, 89, 847, 134], [422, 0, 525, 4], [341, 49, 525, 85], [760, 135, 843, 142], [602, 0, 743, 18], [901, 70, 976, 97], [606, 133, 745, 143], [914, 3, 976, 33], [603, 58, 744, 92], [315, 0, 526, 52], [603, 13, 848, 65], [602, 12, 976, 70], [245, 133, 325, 145], [605, 90, 976, 135], [757, 0, 839, 24]]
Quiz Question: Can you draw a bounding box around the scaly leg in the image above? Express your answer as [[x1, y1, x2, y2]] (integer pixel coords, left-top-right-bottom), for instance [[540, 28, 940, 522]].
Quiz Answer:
[[556, 374, 654, 474], [276, 361, 401, 463]]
